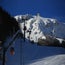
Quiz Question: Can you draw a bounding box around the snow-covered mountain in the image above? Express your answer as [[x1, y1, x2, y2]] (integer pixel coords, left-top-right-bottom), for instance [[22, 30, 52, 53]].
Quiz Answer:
[[14, 14, 65, 65], [15, 14, 65, 43]]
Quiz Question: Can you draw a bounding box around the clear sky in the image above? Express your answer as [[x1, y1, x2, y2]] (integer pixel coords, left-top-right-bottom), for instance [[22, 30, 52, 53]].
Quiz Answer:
[[0, 0, 65, 21]]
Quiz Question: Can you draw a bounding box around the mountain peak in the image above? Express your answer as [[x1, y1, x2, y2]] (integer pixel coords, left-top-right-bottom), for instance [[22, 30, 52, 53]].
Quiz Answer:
[[14, 14, 65, 42]]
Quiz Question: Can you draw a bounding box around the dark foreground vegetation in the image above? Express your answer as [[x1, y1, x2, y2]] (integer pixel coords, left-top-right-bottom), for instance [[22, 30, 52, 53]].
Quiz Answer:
[[0, 7, 19, 44], [37, 35, 65, 48]]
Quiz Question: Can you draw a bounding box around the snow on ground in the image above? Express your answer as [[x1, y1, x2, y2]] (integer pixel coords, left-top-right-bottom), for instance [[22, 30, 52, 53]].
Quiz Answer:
[[29, 54, 65, 65], [5, 37, 65, 65], [20, 39, 65, 65], [56, 38, 63, 44]]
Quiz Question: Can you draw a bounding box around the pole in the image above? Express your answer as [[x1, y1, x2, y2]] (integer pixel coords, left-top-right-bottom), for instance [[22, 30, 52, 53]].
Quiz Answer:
[[24, 20, 25, 42], [6, 30, 20, 50], [2, 47, 6, 65]]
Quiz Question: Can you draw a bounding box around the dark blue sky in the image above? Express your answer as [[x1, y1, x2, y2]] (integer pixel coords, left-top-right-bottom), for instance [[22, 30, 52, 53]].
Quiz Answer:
[[0, 0, 65, 21]]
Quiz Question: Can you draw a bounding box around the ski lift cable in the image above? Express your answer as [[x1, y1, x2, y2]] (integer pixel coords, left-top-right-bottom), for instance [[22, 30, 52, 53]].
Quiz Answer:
[[5, 30, 21, 52]]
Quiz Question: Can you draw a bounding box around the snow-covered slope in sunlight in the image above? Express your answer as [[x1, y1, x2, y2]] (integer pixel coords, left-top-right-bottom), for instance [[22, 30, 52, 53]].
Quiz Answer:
[[29, 54, 65, 65], [15, 14, 65, 42]]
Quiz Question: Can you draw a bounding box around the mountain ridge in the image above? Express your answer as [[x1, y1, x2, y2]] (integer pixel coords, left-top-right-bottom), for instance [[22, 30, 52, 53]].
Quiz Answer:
[[14, 14, 65, 43]]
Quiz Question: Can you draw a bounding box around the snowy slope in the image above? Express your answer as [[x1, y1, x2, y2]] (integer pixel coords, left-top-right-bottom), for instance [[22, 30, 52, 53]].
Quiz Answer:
[[29, 55, 65, 65], [21, 39, 65, 65], [15, 14, 65, 42]]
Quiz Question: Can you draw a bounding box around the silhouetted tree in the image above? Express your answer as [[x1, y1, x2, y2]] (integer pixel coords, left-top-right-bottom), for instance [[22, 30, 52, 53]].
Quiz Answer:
[[0, 7, 19, 43], [62, 40, 65, 48]]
